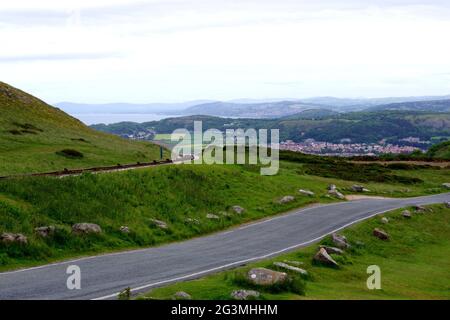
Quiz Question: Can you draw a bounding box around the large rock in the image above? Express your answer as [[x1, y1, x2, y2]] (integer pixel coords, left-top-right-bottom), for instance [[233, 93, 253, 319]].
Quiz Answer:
[[0, 232, 28, 244], [172, 291, 192, 300], [34, 226, 55, 237], [273, 262, 308, 275], [442, 183, 450, 189], [351, 185, 365, 192], [232, 206, 245, 214], [299, 189, 315, 196], [327, 184, 337, 191], [231, 290, 260, 300], [313, 247, 338, 266], [278, 196, 295, 204], [319, 245, 344, 255], [72, 223, 102, 234], [328, 189, 345, 199], [247, 268, 288, 286], [373, 228, 389, 240], [445, 201, 450, 209], [402, 210, 412, 219], [413, 205, 431, 213], [331, 233, 350, 249], [206, 213, 220, 220], [149, 219, 168, 229]]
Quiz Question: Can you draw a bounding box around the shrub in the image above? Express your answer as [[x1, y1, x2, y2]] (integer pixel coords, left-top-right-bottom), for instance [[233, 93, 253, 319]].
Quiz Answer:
[[56, 149, 84, 159]]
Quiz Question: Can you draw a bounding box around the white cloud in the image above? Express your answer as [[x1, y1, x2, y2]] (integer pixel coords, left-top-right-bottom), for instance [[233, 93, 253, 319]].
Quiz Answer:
[[1, 0, 450, 103]]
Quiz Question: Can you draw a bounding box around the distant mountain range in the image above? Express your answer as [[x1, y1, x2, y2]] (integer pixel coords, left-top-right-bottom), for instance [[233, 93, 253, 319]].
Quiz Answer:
[[55, 100, 214, 114], [56, 94, 450, 120], [366, 99, 450, 112]]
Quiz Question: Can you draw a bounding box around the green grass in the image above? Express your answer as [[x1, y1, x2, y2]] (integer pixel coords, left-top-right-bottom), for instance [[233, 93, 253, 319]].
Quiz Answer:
[[427, 140, 450, 160], [0, 82, 167, 175], [140, 204, 450, 300], [1, 158, 449, 271]]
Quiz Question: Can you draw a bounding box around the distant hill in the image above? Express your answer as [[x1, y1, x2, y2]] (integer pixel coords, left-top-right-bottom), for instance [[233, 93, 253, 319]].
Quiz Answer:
[[426, 140, 450, 159], [181, 96, 450, 118], [0, 82, 163, 175], [55, 100, 214, 114], [302, 95, 450, 110], [366, 99, 450, 112], [182, 101, 330, 118], [92, 110, 450, 146]]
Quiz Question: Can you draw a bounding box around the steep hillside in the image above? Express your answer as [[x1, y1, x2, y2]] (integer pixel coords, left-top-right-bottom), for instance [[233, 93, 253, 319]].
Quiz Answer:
[[0, 82, 164, 175]]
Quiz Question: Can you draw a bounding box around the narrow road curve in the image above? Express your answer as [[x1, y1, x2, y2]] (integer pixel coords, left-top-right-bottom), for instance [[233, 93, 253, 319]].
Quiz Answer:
[[0, 193, 449, 300]]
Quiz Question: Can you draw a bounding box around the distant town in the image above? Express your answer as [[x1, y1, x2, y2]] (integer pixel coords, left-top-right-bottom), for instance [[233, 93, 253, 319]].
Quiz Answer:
[[280, 139, 421, 156]]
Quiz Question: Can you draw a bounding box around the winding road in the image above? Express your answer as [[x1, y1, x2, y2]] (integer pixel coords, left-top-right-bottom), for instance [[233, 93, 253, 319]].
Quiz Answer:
[[0, 193, 449, 300]]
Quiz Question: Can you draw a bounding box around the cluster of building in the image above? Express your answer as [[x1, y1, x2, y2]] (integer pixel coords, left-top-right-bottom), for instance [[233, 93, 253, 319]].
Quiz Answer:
[[280, 139, 421, 156], [120, 129, 155, 140]]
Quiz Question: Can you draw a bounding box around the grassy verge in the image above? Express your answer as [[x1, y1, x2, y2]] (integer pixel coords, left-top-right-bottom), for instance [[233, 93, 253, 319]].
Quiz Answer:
[[139, 204, 450, 300], [1, 159, 450, 271]]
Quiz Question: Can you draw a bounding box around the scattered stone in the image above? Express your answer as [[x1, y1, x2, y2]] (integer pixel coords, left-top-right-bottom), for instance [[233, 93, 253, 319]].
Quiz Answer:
[[172, 291, 192, 300], [283, 260, 303, 266], [313, 248, 338, 266], [219, 211, 232, 217], [34, 226, 55, 237], [149, 219, 168, 229], [273, 262, 308, 275], [402, 210, 412, 219], [72, 223, 102, 234], [278, 196, 295, 204], [185, 217, 200, 224], [442, 183, 450, 189], [0, 232, 28, 244], [353, 185, 370, 192], [331, 233, 350, 249], [373, 228, 389, 240], [206, 213, 220, 219], [299, 189, 315, 196], [232, 206, 245, 214], [119, 226, 130, 234], [231, 290, 260, 300], [328, 189, 345, 199], [247, 268, 288, 286], [445, 201, 450, 209], [351, 185, 365, 192], [413, 204, 431, 213], [381, 217, 389, 224], [327, 184, 337, 191], [319, 245, 344, 255]]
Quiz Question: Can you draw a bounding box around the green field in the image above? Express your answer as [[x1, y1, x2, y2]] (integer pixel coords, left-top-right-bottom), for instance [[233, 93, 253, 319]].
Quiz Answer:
[[0, 82, 167, 175], [140, 204, 450, 300], [1, 157, 449, 271]]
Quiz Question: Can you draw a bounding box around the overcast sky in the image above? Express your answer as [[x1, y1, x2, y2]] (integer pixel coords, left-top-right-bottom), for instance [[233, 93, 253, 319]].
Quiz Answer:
[[1, 0, 450, 103]]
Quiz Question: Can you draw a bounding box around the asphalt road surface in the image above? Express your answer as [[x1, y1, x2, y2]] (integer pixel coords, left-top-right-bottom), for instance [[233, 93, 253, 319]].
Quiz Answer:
[[1, 193, 449, 300]]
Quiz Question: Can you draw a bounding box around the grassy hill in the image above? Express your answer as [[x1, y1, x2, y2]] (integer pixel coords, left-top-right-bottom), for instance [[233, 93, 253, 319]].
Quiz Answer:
[[0, 82, 165, 175], [92, 110, 450, 145], [426, 141, 450, 159], [1, 151, 449, 271]]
